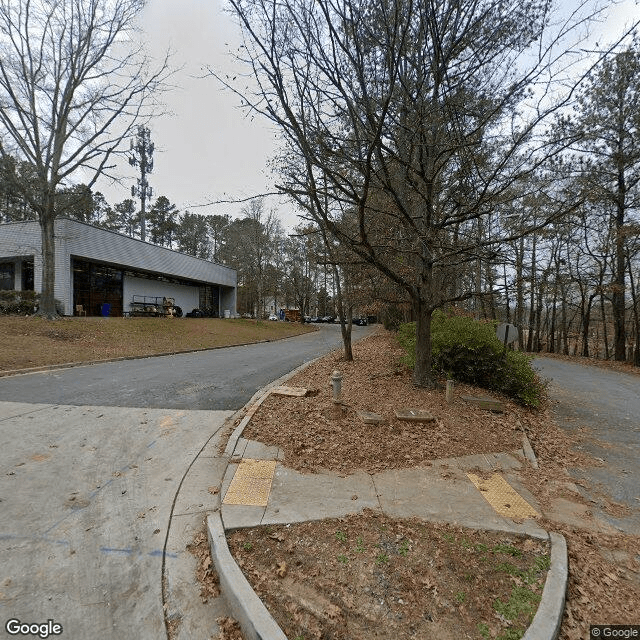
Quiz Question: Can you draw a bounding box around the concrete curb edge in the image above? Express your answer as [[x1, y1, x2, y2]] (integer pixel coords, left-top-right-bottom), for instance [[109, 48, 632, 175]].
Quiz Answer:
[[522, 532, 568, 640], [522, 432, 540, 469], [207, 511, 288, 640]]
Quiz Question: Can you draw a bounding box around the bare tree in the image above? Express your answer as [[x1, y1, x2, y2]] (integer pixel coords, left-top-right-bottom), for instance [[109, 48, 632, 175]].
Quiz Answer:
[[0, 0, 169, 317], [567, 44, 640, 360], [212, 0, 633, 386]]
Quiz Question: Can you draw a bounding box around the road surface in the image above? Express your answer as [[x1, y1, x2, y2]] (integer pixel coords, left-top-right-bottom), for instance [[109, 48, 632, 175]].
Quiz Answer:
[[0, 323, 372, 639], [534, 356, 640, 533]]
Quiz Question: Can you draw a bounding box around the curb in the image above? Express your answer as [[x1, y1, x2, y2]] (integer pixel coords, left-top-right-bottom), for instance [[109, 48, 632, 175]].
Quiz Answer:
[[522, 532, 568, 640], [210, 512, 567, 640], [516, 419, 540, 469], [207, 511, 287, 640], [522, 432, 539, 469], [223, 357, 317, 458], [209, 347, 569, 640]]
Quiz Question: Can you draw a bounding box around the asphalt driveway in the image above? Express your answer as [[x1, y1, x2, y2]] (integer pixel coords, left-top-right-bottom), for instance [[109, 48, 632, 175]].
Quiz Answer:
[[533, 357, 640, 533], [0, 323, 373, 409], [0, 323, 373, 639]]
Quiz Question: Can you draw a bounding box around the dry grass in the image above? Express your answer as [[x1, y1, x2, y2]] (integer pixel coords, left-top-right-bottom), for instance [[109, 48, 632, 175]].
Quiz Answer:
[[0, 316, 313, 373]]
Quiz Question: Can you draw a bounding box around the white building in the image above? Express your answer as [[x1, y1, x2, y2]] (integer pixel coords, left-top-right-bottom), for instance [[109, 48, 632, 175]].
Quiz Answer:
[[0, 218, 237, 317]]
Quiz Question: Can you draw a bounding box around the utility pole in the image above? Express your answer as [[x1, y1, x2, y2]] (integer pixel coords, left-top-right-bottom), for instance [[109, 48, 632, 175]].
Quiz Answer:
[[129, 125, 154, 242]]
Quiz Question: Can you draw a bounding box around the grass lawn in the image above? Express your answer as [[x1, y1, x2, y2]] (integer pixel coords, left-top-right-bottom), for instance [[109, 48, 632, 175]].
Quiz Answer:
[[0, 316, 314, 373]]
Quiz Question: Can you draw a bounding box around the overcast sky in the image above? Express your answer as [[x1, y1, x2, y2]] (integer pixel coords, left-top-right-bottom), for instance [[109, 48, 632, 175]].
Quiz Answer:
[[95, 0, 640, 230]]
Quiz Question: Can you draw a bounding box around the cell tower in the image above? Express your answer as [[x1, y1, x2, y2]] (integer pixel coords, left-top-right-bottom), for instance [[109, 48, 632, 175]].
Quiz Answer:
[[129, 125, 154, 242]]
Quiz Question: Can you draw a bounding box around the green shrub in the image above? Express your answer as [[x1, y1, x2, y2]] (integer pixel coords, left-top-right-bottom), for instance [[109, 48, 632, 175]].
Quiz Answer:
[[397, 311, 546, 407], [0, 290, 63, 316], [0, 290, 39, 315]]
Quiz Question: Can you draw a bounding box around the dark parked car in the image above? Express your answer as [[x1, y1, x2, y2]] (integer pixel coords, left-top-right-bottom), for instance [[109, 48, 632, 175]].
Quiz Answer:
[[309, 316, 319, 323], [353, 317, 368, 326]]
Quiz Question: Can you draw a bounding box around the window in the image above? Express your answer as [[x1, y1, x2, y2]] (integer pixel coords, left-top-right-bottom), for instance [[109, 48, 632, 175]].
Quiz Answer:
[[0, 262, 14, 290], [21, 259, 34, 291], [72, 258, 123, 316]]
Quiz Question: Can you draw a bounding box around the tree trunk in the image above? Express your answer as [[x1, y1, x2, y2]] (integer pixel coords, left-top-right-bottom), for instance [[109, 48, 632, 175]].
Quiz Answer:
[[37, 208, 58, 319], [515, 237, 524, 350], [600, 294, 610, 359], [613, 159, 627, 361], [526, 235, 537, 352], [413, 301, 435, 388], [332, 263, 352, 361], [627, 255, 640, 367], [581, 296, 595, 358]]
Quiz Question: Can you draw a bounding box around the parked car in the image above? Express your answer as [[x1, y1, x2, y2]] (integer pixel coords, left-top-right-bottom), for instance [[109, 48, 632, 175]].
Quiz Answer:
[[309, 316, 319, 323], [321, 315, 334, 323], [353, 317, 368, 326], [303, 316, 311, 323]]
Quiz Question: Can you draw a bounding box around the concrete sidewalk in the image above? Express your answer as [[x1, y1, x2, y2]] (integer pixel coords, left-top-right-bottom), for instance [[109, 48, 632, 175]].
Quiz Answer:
[[220, 437, 548, 539]]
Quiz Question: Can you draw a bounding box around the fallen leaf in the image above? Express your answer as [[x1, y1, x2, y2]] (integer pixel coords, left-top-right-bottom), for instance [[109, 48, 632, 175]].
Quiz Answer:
[[276, 561, 287, 578]]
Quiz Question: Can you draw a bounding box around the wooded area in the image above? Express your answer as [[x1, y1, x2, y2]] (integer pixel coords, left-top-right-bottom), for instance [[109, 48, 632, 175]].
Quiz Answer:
[[1, 0, 638, 369]]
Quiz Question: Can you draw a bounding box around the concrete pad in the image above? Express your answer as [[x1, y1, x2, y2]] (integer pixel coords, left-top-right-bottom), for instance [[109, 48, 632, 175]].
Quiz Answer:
[[395, 408, 437, 423], [222, 505, 267, 530], [165, 513, 227, 640], [261, 467, 379, 525], [483, 451, 524, 471], [0, 402, 231, 640], [0, 401, 55, 420], [356, 410, 385, 424], [372, 466, 547, 537], [462, 395, 505, 412], [242, 439, 283, 461], [270, 386, 308, 397], [172, 456, 228, 516], [544, 497, 620, 534]]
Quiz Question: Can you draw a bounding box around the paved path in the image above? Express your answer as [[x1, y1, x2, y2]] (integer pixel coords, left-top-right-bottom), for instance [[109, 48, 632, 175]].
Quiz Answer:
[[0, 324, 372, 409], [533, 357, 640, 533], [0, 324, 372, 639]]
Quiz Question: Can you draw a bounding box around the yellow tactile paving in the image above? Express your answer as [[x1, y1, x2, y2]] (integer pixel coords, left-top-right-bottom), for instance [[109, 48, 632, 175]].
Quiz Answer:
[[467, 473, 539, 519], [223, 458, 277, 506]]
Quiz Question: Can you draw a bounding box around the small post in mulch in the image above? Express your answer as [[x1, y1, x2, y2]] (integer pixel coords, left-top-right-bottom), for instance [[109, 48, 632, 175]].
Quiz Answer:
[[331, 370, 343, 419], [445, 379, 454, 403]]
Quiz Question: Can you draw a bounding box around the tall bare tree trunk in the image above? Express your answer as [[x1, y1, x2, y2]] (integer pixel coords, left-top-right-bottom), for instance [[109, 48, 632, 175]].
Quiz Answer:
[[38, 205, 57, 319], [413, 300, 434, 388], [600, 294, 610, 359]]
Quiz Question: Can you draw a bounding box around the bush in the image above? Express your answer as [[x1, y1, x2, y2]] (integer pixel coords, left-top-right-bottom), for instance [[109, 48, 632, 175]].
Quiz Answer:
[[0, 290, 39, 315], [397, 311, 546, 408], [0, 290, 64, 316]]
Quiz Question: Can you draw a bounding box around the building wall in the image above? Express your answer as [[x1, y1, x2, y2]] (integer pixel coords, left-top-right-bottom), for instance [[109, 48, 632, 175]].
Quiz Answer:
[[123, 276, 200, 316], [0, 219, 237, 316]]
